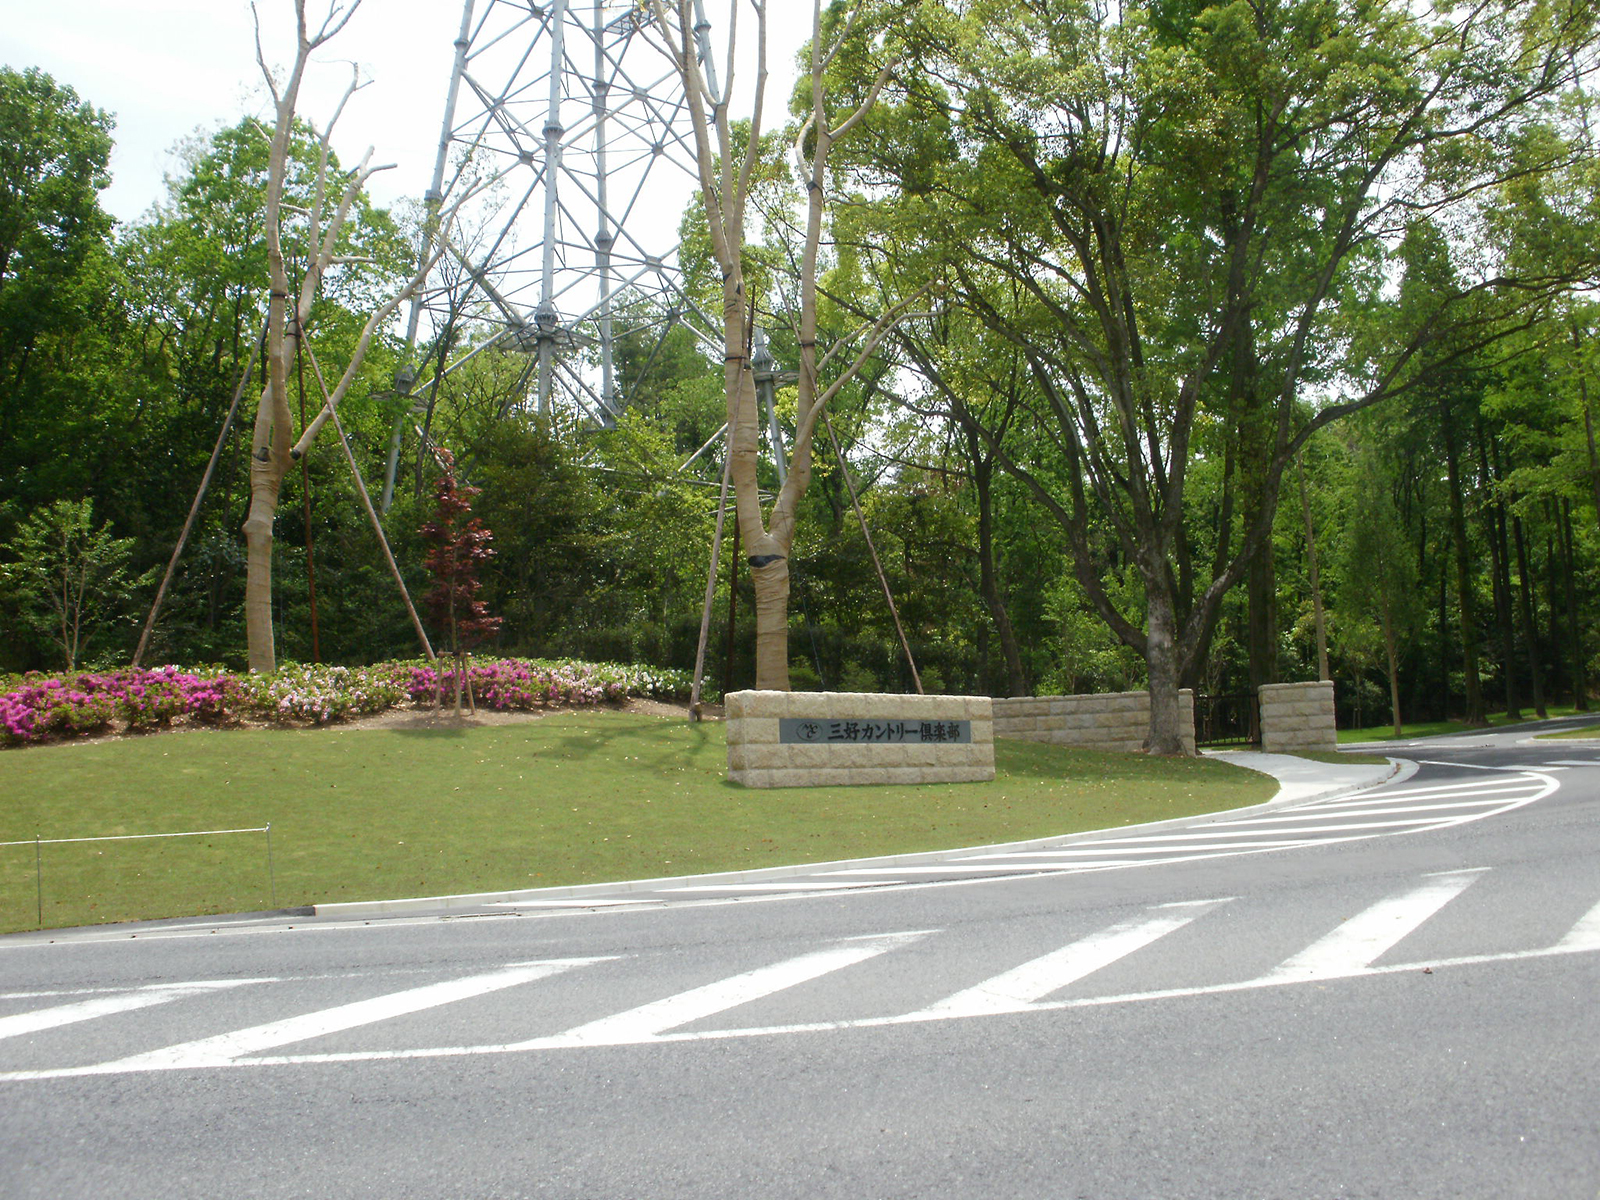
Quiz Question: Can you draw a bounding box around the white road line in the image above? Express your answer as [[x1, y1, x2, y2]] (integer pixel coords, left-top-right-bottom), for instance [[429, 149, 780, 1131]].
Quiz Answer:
[[1554, 900, 1600, 951], [1215, 800, 1524, 825], [964, 840, 1315, 860], [672, 881, 907, 893], [1044, 820, 1465, 843], [487, 899, 659, 908], [0, 979, 270, 1043], [1307, 789, 1534, 812], [87, 958, 609, 1072], [537, 931, 930, 1047], [820, 865, 1082, 876], [9, 897, 1600, 1079], [1262, 870, 1485, 982], [1543, 760, 1600, 768], [905, 900, 1229, 1019], [1330, 777, 1541, 801]]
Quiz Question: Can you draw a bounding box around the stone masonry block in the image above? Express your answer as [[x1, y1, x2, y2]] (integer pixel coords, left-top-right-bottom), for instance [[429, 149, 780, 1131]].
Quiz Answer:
[[740, 718, 781, 744], [742, 745, 791, 771]]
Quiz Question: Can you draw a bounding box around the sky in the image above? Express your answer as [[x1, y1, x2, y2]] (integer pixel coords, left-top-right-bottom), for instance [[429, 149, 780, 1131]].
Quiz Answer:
[[4, 1, 816, 226]]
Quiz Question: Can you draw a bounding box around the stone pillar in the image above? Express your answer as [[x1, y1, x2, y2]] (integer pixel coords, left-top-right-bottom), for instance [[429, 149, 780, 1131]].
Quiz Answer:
[[1257, 681, 1337, 753]]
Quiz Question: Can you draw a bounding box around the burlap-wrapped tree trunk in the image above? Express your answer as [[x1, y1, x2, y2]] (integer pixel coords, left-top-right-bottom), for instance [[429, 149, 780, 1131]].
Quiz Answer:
[[655, 0, 909, 690], [243, 0, 461, 672]]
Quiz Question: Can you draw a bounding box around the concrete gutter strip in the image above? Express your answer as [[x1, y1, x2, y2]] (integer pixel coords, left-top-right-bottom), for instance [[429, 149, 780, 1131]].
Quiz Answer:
[[313, 754, 1408, 920]]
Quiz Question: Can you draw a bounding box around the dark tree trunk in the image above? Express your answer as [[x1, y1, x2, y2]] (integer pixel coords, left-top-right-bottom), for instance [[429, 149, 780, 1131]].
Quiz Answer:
[[1512, 512, 1546, 718], [1233, 310, 1277, 738], [972, 453, 1028, 697], [1438, 539, 1451, 722], [1478, 424, 1519, 719], [1144, 576, 1187, 755], [1298, 456, 1330, 681], [1543, 514, 1563, 707], [1440, 397, 1486, 724], [1561, 499, 1589, 711]]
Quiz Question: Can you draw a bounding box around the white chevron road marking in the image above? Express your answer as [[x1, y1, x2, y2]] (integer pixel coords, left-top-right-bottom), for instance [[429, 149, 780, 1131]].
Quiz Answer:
[[905, 899, 1229, 1019], [1263, 870, 1486, 982], [537, 931, 931, 1046], [0, 978, 272, 1043], [83, 958, 609, 1073]]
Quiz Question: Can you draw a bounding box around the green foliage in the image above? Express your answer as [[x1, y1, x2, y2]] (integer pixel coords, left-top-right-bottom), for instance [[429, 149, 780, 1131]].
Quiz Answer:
[[0, 499, 154, 670]]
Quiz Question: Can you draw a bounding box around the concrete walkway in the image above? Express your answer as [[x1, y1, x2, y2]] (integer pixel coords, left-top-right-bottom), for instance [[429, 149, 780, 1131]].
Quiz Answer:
[[1206, 750, 1402, 805]]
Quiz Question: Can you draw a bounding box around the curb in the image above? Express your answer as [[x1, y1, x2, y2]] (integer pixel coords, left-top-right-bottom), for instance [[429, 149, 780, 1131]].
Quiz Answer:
[[312, 756, 1409, 920]]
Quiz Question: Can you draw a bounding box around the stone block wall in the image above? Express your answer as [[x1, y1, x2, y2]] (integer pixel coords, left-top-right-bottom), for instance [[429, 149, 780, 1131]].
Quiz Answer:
[[725, 691, 995, 788], [992, 689, 1196, 755], [1258, 680, 1337, 753]]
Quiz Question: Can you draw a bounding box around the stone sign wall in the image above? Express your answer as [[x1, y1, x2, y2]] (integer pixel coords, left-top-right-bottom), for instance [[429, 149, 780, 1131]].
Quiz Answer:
[[991, 689, 1196, 754], [1258, 680, 1337, 753], [725, 691, 995, 788]]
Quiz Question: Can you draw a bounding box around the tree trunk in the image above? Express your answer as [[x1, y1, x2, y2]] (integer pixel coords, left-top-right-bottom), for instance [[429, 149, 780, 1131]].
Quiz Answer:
[[1512, 512, 1546, 718], [1297, 456, 1330, 681], [749, 553, 791, 690], [1438, 542, 1451, 721], [973, 453, 1027, 696], [1246, 536, 1278, 732], [1478, 428, 1519, 719], [1561, 499, 1589, 710], [1381, 595, 1403, 737], [1440, 397, 1485, 723], [1575, 326, 1600, 539], [1143, 570, 1189, 755], [1544, 519, 1564, 706], [242, 471, 286, 673], [1234, 310, 1277, 730], [724, 516, 740, 697]]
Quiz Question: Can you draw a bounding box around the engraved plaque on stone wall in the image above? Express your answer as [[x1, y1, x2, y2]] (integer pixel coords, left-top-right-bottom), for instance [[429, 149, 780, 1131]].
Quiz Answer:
[[779, 718, 972, 744]]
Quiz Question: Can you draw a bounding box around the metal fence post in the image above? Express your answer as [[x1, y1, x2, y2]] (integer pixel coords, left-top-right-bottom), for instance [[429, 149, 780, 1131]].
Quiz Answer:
[[266, 823, 276, 908], [35, 834, 42, 930]]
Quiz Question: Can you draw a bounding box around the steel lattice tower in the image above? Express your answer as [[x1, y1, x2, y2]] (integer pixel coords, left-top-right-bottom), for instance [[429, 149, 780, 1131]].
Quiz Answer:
[[405, 0, 719, 430]]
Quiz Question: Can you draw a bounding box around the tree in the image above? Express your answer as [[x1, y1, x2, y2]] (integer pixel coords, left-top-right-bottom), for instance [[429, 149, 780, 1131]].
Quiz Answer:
[[839, 0, 1597, 751], [1335, 442, 1421, 736], [0, 67, 118, 517], [419, 449, 501, 711], [649, 0, 923, 691], [0, 499, 153, 671], [243, 0, 464, 672]]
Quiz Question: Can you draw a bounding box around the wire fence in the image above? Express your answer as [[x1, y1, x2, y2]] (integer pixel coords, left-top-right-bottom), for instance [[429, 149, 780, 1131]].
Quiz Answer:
[[0, 825, 273, 930]]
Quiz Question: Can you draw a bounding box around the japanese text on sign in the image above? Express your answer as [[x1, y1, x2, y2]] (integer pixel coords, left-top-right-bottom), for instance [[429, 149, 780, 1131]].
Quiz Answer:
[[779, 718, 972, 744]]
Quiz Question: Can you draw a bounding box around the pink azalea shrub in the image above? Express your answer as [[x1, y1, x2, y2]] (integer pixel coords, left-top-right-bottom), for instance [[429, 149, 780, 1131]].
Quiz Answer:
[[406, 658, 634, 710], [238, 663, 411, 725], [0, 667, 239, 743], [0, 658, 697, 746]]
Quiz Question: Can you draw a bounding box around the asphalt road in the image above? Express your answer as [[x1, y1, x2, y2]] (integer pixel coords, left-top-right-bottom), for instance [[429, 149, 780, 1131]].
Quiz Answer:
[[3, 724, 1598, 1199]]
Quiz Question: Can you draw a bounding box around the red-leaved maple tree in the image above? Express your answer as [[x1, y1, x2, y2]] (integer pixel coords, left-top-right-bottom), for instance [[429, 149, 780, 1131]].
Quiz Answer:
[[420, 449, 502, 712]]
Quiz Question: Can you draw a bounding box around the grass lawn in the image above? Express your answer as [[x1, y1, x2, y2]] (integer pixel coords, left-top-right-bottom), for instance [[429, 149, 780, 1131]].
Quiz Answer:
[[1534, 724, 1600, 740], [1338, 705, 1585, 743], [0, 710, 1276, 933]]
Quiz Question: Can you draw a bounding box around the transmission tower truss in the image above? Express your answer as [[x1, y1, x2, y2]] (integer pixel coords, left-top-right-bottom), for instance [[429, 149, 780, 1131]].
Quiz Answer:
[[410, 0, 722, 428]]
